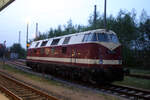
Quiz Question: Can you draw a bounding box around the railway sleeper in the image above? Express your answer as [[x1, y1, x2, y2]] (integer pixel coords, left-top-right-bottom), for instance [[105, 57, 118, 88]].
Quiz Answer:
[[144, 94, 150, 98], [11, 90, 34, 94], [5, 85, 25, 90], [13, 88, 31, 92], [22, 95, 43, 100], [18, 93, 38, 97], [5, 87, 19, 90], [33, 97, 47, 100]]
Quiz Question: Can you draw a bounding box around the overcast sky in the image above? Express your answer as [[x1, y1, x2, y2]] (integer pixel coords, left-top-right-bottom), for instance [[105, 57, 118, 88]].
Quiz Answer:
[[0, 0, 150, 48]]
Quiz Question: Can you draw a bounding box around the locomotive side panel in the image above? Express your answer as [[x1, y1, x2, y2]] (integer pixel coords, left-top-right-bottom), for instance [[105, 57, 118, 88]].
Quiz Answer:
[[27, 43, 97, 67]]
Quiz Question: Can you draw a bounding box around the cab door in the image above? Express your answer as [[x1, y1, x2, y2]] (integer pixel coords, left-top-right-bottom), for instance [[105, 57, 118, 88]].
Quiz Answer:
[[71, 48, 77, 64]]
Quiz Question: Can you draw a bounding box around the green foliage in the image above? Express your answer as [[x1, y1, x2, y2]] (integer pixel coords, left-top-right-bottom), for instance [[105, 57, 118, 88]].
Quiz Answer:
[[114, 76, 150, 90], [34, 32, 48, 41], [115, 10, 138, 42], [10, 43, 26, 59]]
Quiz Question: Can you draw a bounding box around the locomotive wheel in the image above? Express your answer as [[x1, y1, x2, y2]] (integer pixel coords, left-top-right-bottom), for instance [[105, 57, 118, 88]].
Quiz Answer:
[[35, 64, 40, 72], [91, 69, 105, 84], [32, 67, 37, 72], [89, 77, 97, 84]]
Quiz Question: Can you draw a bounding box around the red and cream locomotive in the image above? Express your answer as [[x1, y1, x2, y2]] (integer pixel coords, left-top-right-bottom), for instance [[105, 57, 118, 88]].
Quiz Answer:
[[26, 29, 124, 83]]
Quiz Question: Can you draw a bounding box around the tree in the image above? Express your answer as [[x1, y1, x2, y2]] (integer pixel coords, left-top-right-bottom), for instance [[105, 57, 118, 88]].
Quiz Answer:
[[138, 17, 150, 67], [48, 28, 54, 38], [34, 32, 48, 41], [10, 43, 26, 59], [140, 9, 149, 24], [88, 5, 99, 29]]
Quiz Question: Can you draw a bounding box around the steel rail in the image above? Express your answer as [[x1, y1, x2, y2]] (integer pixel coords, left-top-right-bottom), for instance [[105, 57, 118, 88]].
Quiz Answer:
[[0, 71, 58, 100], [101, 84, 150, 100], [128, 74, 150, 80], [0, 84, 23, 100], [6, 60, 31, 70]]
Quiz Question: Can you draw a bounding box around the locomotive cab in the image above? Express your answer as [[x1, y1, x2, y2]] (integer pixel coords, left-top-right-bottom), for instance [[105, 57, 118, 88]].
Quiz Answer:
[[82, 30, 120, 44], [82, 30, 123, 82]]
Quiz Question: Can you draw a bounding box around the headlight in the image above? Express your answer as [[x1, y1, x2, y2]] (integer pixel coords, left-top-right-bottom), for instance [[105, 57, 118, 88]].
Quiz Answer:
[[107, 50, 116, 54], [99, 59, 103, 64]]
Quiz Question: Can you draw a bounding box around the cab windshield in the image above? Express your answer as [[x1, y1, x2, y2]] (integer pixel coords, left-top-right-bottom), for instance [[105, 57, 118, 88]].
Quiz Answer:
[[82, 33, 119, 43]]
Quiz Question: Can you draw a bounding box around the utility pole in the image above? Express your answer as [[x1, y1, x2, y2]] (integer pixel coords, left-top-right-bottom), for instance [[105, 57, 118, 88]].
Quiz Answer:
[[19, 31, 21, 44], [104, 0, 107, 30], [3, 40, 6, 64], [26, 23, 29, 49], [93, 5, 97, 29], [35, 23, 38, 39]]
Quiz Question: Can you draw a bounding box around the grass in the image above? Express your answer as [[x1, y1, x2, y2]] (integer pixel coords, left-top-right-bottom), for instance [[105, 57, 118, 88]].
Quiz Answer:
[[125, 67, 150, 75], [130, 68, 150, 75], [0, 63, 63, 86], [114, 76, 150, 90], [118, 66, 150, 90]]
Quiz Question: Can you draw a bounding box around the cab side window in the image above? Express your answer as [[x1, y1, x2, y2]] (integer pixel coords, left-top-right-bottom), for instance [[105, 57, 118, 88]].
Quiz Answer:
[[82, 33, 97, 42], [62, 47, 67, 54], [63, 37, 71, 44], [51, 39, 60, 45], [41, 41, 48, 47]]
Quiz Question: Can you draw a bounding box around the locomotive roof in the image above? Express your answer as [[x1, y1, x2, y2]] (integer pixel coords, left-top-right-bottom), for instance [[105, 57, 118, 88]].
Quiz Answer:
[[60, 29, 116, 36], [29, 29, 117, 49], [39, 29, 116, 40]]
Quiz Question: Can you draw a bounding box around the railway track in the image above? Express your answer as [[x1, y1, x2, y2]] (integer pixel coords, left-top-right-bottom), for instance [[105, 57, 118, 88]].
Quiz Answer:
[[6, 60, 31, 71], [5, 60, 150, 100], [9, 59, 26, 67], [11, 59, 150, 80], [127, 74, 150, 80], [99, 84, 150, 100], [0, 70, 58, 100]]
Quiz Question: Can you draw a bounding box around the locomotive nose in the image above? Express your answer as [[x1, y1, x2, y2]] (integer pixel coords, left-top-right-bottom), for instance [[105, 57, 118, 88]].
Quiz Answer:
[[100, 42, 121, 51], [98, 42, 122, 61]]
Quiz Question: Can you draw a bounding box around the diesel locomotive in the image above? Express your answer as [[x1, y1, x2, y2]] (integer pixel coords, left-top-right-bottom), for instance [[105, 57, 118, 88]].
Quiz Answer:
[[26, 29, 124, 84]]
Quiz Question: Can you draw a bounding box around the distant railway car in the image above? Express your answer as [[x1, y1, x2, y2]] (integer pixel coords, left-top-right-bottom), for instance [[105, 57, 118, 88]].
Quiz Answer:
[[26, 29, 124, 84]]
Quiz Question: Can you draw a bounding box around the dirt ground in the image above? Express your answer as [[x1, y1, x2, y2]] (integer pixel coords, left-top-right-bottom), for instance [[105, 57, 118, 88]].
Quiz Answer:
[[0, 66, 126, 100], [0, 93, 9, 100]]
